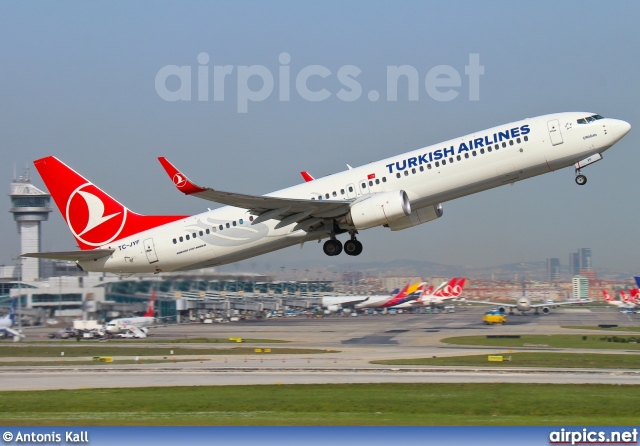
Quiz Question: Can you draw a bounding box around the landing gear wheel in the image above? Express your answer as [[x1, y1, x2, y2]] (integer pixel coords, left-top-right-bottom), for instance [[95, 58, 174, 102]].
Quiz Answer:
[[323, 239, 343, 256], [575, 174, 587, 186], [344, 240, 363, 256]]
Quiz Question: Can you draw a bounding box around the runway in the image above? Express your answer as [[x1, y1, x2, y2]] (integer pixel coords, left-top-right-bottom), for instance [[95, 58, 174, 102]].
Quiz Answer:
[[2, 305, 638, 390]]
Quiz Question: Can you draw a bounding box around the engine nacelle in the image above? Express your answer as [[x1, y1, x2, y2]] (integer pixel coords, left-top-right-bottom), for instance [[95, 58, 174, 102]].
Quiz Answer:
[[386, 203, 443, 231], [541, 307, 550, 314], [344, 190, 411, 230]]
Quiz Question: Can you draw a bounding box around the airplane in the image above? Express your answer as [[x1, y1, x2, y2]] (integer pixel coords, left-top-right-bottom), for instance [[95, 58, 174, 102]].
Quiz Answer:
[[619, 290, 638, 307], [0, 299, 23, 339], [602, 290, 636, 309], [22, 112, 631, 274], [105, 292, 156, 337], [320, 288, 400, 313], [354, 282, 426, 309], [467, 295, 590, 315], [391, 278, 467, 309]]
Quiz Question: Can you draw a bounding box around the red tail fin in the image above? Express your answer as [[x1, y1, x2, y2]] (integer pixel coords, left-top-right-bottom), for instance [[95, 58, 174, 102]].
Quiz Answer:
[[144, 291, 155, 317], [602, 290, 613, 301], [34, 156, 186, 250], [452, 278, 467, 297], [435, 278, 457, 297]]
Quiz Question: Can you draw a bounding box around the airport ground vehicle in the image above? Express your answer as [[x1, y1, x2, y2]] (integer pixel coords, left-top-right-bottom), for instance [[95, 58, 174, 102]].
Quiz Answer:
[[483, 311, 507, 325]]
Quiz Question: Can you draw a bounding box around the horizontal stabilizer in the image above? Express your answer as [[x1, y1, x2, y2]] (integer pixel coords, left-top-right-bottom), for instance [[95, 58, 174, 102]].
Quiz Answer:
[[22, 249, 114, 262]]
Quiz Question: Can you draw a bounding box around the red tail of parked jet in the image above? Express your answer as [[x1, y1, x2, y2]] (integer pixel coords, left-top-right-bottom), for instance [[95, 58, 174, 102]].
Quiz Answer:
[[143, 291, 156, 317], [33, 156, 185, 250]]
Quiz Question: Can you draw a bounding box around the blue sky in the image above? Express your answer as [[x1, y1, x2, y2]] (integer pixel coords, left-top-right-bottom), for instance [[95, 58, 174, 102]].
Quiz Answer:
[[1, 1, 638, 274]]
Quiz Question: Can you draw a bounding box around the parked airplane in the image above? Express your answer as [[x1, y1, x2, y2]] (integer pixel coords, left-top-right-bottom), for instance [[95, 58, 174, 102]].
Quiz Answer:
[[619, 290, 638, 306], [355, 282, 425, 309], [602, 290, 636, 309], [105, 292, 156, 337], [392, 278, 467, 309], [468, 295, 590, 315], [0, 299, 23, 339], [321, 288, 400, 313], [23, 113, 630, 273]]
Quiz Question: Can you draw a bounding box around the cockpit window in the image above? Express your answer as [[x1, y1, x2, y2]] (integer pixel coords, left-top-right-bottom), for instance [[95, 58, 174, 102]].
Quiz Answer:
[[577, 114, 604, 124]]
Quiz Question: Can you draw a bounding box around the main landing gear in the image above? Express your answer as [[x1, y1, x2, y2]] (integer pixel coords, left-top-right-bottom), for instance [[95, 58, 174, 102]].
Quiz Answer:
[[323, 233, 363, 257], [575, 173, 587, 186]]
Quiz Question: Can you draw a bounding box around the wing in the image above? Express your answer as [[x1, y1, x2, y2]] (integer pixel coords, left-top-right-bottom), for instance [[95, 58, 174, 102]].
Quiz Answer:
[[466, 300, 518, 308], [158, 157, 352, 221], [530, 300, 592, 308], [21, 249, 114, 262]]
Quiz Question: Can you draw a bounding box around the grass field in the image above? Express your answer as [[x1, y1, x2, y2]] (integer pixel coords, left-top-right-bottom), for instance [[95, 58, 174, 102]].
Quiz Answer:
[[0, 384, 639, 425], [441, 334, 640, 349], [372, 352, 640, 368]]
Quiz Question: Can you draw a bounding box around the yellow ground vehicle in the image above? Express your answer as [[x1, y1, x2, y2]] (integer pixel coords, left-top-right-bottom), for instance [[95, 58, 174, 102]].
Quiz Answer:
[[483, 311, 507, 325]]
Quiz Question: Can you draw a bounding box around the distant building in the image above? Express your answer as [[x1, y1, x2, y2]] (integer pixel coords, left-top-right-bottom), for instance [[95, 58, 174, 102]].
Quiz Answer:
[[578, 248, 592, 271], [546, 258, 560, 282], [569, 252, 580, 277], [572, 275, 589, 300]]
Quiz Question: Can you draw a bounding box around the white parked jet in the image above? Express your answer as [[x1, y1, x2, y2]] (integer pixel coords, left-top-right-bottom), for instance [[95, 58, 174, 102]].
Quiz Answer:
[[105, 292, 156, 337], [23, 113, 630, 274], [468, 296, 590, 315], [0, 299, 23, 339]]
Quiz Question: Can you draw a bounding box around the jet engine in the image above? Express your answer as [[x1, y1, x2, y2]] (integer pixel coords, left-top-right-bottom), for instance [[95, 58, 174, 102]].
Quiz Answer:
[[541, 307, 550, 314], [386, 204, 443, 231], [343, 190, 411, 230]]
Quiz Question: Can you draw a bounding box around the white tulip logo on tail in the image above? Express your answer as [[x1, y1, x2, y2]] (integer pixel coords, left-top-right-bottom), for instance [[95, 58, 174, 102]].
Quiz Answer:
[[65, 183, 128, 247]]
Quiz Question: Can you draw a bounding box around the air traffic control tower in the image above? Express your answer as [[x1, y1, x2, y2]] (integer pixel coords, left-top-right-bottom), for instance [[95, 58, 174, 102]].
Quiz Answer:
[[9, 170, 51, 282]]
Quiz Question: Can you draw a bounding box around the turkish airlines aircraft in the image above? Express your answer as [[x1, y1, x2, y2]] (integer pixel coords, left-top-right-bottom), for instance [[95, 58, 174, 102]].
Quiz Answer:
[[105, 292, 156, 337], [392, 278, 467, 309], [602, 290, 636, 309], [23, 113, 630, 274]]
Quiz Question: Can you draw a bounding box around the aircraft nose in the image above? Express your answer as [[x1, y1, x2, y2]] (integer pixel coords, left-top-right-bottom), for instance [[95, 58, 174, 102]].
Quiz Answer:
[[610, 119, 631, 141]]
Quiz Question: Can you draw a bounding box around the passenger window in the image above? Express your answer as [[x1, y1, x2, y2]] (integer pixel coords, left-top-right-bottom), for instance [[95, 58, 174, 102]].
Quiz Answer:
[[411, 168, 416, 174], [186, 234, 190, 240], [332, 191, 337, 197], [219, 225, 223, 230], [472, 151, 477, 156], [226, 223, 230, 228], [340, 189, 345, 194], [375, 179, 380, 184], [179, 236, 183, 242], [361, 183, 366, 188], [382, 177, 387, 182], [456, 155, 461, 161], [199, 231, 203, 236], [509, 140, 514, 146], [325, 193, 330, 199], [449, 157, 453, 163], [495, 144, 499, 150], [404, 170, 409, 176], [427, 163, 432, 169], [516, 137, 521, 144], [442, 160, 447, 165], [487, 147, 492, 152], [173, 238, 177, 244], [480, 149, 485, 154], [524, 136, 528, 142], [396, 173, 401, 178], [193, 233, 197, 238], [249, 216, 254, 221], [348, 186, 353, 192], [419, 166, 424, 172], [239, 219, 243, 224], [435, 161, 440, 167], [464, 153, 469, 159], [502, 142, 507, 148], [369, 180, 373, 186], [205, 229, 210, 234]]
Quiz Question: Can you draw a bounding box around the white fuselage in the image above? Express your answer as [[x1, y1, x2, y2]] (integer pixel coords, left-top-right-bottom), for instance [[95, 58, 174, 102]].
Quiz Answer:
[[105, 316, 154, 333], [78, 112, 629, 274]]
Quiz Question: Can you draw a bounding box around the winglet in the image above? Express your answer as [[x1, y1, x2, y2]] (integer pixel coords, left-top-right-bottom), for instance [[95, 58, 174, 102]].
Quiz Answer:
[[158, 157, 207, 195], [300, 171, 314, 182]]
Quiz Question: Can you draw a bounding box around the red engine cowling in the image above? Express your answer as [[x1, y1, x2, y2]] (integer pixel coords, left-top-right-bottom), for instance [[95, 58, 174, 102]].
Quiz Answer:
[[344, 190, 411, 230]]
